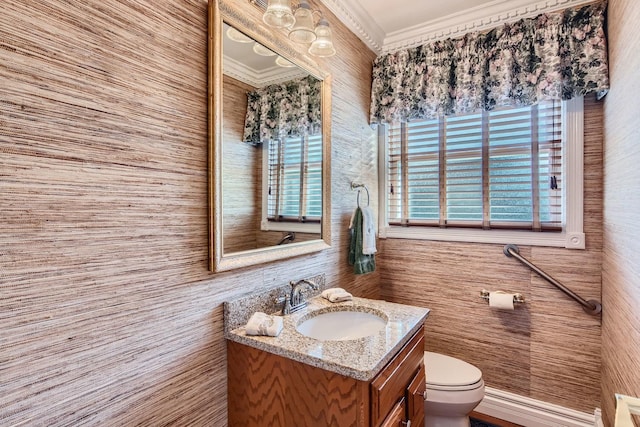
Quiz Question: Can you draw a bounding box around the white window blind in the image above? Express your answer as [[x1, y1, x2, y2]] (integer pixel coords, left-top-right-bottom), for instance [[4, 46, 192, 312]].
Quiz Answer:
[[387, 100, 562, 231], [267, 134, 322, 223]]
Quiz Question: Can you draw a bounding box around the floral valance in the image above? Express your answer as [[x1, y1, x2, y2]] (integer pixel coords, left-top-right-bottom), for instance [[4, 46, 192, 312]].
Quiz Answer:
[[243, 75, 321, 146], [370, 1, 609, 124]]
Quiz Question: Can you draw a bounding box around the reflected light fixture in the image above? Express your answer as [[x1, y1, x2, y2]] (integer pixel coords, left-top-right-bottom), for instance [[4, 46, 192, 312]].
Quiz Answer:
[[275, 56, 296, 67], [252, 43, 277, 56], [226, 27, 253, 43], [260, 0, 336, 57]]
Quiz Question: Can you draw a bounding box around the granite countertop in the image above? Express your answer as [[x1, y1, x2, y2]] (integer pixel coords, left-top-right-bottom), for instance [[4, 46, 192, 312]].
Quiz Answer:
[[225, 295, 430, 382]]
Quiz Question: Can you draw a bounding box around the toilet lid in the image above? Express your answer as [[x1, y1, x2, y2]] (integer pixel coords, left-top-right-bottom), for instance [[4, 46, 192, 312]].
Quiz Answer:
[[424, 352, 482, 388]]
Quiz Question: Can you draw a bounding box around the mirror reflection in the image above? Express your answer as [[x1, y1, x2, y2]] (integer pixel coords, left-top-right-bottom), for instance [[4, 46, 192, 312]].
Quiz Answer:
[[221, 22, 323, 255]]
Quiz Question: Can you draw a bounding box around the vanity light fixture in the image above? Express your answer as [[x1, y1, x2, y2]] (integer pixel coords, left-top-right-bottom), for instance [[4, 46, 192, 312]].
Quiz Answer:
[[262, 0, 295, 28], [308, 18, 336, 57], [261, 0, 336, 57], [288, 0, 316, 44]]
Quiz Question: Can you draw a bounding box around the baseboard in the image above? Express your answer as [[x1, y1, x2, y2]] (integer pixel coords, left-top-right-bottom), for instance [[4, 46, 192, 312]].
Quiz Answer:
[[594, 408, 604, 427], [474, 386, 598, 427]]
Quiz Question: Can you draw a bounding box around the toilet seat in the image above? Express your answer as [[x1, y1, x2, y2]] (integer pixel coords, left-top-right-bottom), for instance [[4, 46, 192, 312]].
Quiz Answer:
[[427, 379, 484, 392], [424, 351, 483, 391]]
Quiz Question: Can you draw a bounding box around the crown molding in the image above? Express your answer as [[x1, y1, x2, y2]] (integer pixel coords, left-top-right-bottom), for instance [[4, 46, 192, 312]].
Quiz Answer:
[[382, 0, 595, 54], [223, 55, 307, 87], [317, 0, 385, 54], [320, 0, 595, 56]]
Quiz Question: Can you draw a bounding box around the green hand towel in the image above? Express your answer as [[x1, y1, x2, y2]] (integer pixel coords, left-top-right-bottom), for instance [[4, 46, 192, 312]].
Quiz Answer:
[[348, 207, 376, 275]]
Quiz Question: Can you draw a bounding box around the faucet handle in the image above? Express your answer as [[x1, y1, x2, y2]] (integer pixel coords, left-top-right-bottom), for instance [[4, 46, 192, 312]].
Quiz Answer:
[[281, 294, 292, 315], [274, 294, 292, 315]]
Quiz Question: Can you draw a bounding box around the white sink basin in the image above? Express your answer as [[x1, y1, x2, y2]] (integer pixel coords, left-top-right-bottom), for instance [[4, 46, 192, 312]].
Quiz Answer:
[[296, 309, 388, 341]]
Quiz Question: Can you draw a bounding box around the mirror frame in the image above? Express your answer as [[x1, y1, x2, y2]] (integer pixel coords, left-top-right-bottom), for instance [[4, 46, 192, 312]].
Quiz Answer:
[[208, 0, 332, 272]]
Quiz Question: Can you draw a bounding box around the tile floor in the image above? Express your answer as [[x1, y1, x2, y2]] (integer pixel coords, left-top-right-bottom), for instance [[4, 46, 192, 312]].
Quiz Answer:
[[470, 418, 498, 427], [469, 411, 523, 427]]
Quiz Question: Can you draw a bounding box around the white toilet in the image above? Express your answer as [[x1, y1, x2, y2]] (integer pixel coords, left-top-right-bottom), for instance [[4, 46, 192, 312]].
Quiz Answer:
[[423, 351, 485, 427]]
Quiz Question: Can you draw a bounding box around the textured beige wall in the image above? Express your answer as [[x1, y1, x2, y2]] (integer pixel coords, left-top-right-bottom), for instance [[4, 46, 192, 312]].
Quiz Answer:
[[222, 75, 259, 253], [379, 95, 604, 414], [601, 0, 640, 425], [2, 0, 621, 424], [0, 0, 377, 424]]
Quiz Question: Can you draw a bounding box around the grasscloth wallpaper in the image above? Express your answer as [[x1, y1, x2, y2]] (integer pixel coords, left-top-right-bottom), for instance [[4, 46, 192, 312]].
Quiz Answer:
[[601, 0, 640, 425], [221, 75, 260, 254], [379, 95, 604, 414], [1, 0, 377, 424], [3, 0, 634, 425]]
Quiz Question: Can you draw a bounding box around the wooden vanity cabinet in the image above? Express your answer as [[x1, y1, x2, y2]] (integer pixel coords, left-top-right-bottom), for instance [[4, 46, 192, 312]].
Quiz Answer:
[[227, 326, 425, 427], [371, 327, 425, 426]]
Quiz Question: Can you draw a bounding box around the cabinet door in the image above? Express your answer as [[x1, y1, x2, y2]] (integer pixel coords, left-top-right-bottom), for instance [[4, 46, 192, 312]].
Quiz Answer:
[[228, 341, 370, 427], [380, 398, 405, 427], [406, 364, 426, 426], [371, 328, 424, 426]]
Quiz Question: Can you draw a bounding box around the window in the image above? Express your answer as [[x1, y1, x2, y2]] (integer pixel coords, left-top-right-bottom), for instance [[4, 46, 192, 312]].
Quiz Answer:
[[261, 133, 322, 233], [379, 97, 585, 249]]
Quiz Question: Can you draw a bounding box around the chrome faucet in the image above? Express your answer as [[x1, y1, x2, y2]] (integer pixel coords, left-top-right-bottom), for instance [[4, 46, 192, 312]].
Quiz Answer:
[[281, 279, 318, 315], [277, 232, 296, 245]]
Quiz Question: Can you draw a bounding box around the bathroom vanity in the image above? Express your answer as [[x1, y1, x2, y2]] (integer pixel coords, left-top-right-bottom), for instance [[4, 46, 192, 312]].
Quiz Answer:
[[225, 292, 430, 426]]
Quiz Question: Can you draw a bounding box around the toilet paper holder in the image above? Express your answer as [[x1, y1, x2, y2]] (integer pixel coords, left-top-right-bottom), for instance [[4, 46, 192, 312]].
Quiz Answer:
[[480, 289, 525, 304]]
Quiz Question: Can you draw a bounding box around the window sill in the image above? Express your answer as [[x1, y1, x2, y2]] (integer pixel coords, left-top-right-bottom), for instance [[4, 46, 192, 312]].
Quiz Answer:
[[380, 226, 585, 249], [261, 220, 321, 234]]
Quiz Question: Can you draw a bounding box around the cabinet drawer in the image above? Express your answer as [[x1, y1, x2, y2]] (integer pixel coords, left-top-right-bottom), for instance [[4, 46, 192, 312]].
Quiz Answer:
[[371, 326, 424, 426]]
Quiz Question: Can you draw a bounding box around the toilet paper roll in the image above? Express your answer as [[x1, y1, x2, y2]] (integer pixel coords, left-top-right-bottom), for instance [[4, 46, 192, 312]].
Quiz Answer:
[[489, 291, 515, 310]]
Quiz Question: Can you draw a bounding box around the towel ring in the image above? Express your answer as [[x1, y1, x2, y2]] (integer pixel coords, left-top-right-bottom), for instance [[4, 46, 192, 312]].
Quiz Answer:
[[356, 189, 370, 207], [351, 182, 370, 207]]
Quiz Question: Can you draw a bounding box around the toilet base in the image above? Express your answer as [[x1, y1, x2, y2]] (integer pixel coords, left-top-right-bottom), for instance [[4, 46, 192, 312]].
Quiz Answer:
[[424, 413, 471, 427], [423, 380, 484, 427]]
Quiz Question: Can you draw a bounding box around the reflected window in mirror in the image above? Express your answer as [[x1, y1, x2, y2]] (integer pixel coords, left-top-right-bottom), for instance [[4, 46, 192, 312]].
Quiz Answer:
[[241, 75, 323, 234], [262, 133, 322, 233], [221, 23, 324, 251]]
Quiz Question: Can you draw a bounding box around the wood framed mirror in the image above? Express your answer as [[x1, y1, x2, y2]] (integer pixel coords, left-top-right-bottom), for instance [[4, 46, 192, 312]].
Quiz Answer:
[[208, 0, 332, 272]]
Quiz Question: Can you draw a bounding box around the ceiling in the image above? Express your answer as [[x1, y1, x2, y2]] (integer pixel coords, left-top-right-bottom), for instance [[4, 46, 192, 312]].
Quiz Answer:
[[223, 0, 594, 86], [223, 22, 309, 87], [350, 0, 496, 34], [320, 0, 594, 54]]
